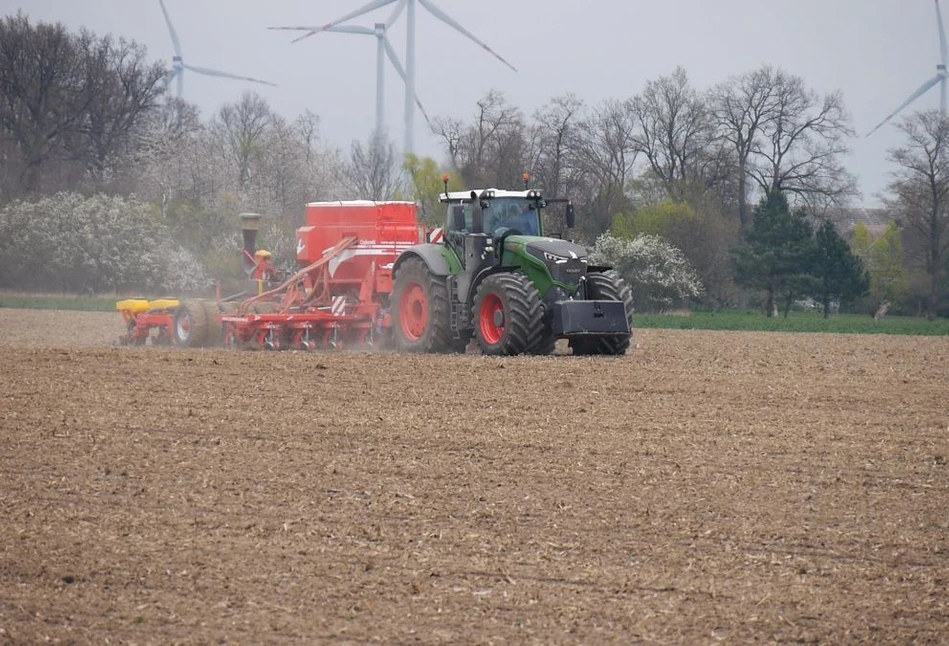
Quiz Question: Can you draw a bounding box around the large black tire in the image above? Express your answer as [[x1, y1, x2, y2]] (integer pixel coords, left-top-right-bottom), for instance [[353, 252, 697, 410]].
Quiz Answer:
[[391, 258, 456, 353], [473, 273, 545, 356], [528, 329, 557, 356], [201, 301, 224, 347], [174, 300, 210, 348], [570, 270, 635, 356]]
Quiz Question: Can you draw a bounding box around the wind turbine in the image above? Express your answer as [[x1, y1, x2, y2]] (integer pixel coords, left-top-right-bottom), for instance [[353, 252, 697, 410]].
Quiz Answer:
[[158, 0, 276, 99], [312, 20, 432, 140], [867, 0, 948, 136], [270, 0, 516, 154]]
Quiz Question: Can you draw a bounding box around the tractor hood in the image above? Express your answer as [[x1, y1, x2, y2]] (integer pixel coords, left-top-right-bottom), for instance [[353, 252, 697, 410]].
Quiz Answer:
[[503, 236, 589, 291], [522, 237, 589, 264]]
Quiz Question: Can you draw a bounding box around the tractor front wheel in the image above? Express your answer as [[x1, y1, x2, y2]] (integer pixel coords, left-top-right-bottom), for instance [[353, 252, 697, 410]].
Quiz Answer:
[[473, 273, 544, 356], [391, 258, 456, 353]]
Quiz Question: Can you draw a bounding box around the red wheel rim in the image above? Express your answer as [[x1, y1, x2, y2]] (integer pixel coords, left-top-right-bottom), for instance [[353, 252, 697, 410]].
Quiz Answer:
[[479, 293, 504, 345], [400, 282, 428, 341]]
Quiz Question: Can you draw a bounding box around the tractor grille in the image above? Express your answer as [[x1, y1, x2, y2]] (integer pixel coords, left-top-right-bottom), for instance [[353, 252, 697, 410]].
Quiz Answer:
[[525, 239, 589, 288], [546, 255, 586, 285]]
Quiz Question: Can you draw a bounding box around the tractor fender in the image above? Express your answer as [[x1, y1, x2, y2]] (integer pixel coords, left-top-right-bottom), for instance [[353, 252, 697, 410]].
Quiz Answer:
[[393, 243, 455, 278]]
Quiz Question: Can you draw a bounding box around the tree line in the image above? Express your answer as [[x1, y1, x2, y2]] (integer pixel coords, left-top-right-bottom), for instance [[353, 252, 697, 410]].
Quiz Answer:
[[0, 13, 946, 316]]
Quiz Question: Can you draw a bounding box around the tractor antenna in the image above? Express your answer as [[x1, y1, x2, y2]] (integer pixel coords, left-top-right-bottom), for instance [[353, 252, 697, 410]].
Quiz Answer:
[[442, 173, 450, 198], [522, 172, 530, 190]]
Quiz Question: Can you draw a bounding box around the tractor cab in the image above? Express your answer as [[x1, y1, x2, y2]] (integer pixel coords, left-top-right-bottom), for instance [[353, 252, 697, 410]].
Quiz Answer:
[[439, 188, 552, 273], [442, 189, 543, 233], [443, 191, 543, 238]]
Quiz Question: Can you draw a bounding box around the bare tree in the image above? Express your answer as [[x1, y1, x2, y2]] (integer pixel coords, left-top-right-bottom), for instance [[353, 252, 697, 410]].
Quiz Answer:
[[0, 13, 85, 194], [631, 67, 721, 201], [345, 134, 403, 200], [568, 98, 639, 235], [530, 94, 584, 198], [293, 110, 346, 203], [884, 110, 949, 313], [749, 69, 857, 211], [709, 65, 780, 227], [214, 92, 273, 191], [74, 31, 165, 187], [431, 90, 527, 189], [0, 13, 164, 196], [135, 97, 203, 217]]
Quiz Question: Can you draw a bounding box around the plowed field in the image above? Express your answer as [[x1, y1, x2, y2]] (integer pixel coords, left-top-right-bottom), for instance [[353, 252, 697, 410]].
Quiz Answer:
[[1, 308, 948, 644]]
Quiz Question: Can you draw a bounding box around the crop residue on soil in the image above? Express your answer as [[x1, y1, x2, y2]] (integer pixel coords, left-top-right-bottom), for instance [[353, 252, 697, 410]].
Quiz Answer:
[[0, 308, 947, 643]]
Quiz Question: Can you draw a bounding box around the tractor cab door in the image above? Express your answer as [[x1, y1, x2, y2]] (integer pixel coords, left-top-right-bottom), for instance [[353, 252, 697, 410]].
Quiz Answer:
[[445, 201, 496, 271], [445, 199, 497, 304]]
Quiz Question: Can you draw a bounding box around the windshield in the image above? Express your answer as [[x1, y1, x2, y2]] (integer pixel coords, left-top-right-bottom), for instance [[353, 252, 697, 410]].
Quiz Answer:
[[484, 198, 540, 236], [445, 197, 542, 236]]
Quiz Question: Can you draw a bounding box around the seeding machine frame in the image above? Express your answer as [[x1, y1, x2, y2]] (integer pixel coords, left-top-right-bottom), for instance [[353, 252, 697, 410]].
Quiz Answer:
[[118, 201, 425, 351]]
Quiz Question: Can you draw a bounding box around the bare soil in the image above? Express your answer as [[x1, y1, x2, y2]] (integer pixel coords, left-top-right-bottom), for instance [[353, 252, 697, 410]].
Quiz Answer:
[[1, 308, 948, 644]]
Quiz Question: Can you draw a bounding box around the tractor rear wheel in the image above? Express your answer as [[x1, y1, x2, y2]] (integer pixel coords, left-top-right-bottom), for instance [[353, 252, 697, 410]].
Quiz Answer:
[[392, 258, 456, 353], [173, 300, 210, 348], [473, 273, 544, 356], [570, 270, 634, 356]]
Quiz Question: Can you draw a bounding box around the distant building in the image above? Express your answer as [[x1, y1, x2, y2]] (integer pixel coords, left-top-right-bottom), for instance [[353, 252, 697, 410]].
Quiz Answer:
[[822, 207, 896, 240]]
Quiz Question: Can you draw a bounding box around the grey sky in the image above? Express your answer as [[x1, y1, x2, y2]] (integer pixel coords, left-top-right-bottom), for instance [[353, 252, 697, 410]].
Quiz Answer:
[[4, 1, 945, 208]]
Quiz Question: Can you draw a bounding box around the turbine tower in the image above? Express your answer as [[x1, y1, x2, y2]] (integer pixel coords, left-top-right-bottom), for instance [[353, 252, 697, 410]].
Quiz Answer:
[[159, 0, 276, 99], [270, 0, 516, 154], [311, 21, 432, 140], [867, 0, 948, 136]]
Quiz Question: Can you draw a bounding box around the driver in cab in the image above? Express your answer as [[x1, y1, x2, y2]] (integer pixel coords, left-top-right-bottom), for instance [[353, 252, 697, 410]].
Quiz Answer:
[[493, 203, 538, 236]]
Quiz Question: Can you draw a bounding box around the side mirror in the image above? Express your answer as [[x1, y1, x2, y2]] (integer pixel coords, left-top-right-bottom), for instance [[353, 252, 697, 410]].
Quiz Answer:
[[565, 203, 576, 229], [470, 190, 484, 233]]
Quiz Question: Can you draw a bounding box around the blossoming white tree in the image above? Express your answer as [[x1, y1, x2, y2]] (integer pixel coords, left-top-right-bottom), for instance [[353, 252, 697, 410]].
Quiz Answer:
[[0, 193, 208, 294], [590, 233, 703, 312]]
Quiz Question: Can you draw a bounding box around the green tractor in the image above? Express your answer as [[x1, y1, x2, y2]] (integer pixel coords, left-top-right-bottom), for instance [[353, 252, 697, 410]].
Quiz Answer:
[[391, 182, 634, 356]]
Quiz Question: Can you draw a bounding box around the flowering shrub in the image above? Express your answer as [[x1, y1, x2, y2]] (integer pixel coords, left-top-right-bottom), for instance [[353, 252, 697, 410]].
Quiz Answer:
[[590, 233, 703, 312], [0, 192, 208, 294]]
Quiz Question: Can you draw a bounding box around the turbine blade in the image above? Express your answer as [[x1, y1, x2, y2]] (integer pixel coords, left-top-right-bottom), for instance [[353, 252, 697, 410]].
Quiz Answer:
[[386, 0, 407, 28], [269, 24, 373, 36], [383, 37, 432, 126], [158, 0, 183, 57], [417, 0, 517, 72], [325, 25, 376, 36], [938, 0, 949, 66], [268, 25, 324, 31], [183, 63, 277, 86], [275, 0, 398, 43], [382, 37, 408, 80], [866, 75, 942, 136]]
